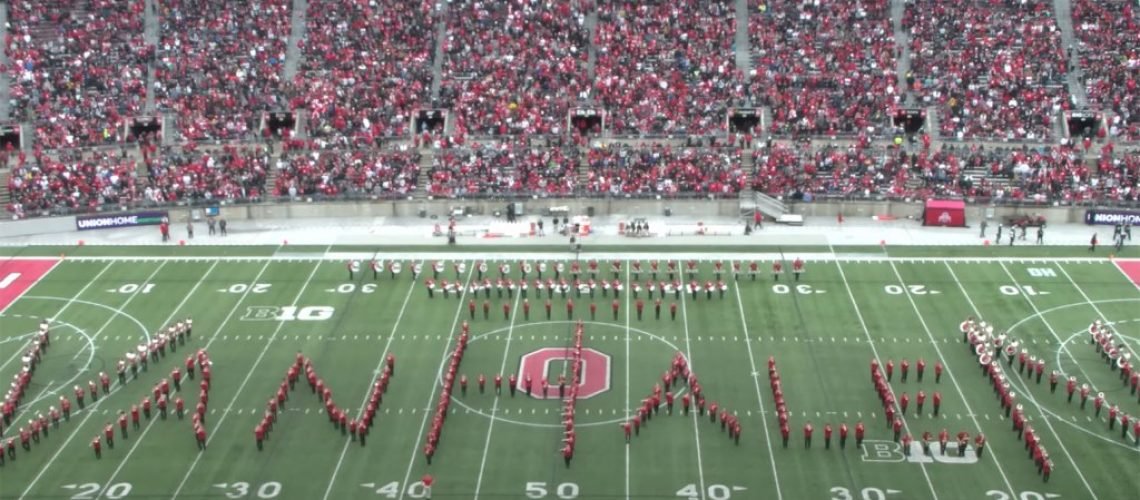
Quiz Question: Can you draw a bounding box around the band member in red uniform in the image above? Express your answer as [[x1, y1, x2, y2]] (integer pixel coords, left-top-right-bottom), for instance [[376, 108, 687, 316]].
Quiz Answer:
[[855, 421, 865, 447], [509, 374, 517, 397], [803, 422, 814, 448], [118, 412, 128, 439], [670, 302, 678, 321], [92, 436, 102, 458], [933, 391, 942, 416], [622, 421, 632, 443], [781, 423, 790, 448], [934, 361, 943, 383], [772, 261, 782, 281], [1066, 376, 1077, 403], [916, 358, 926, 382], [175, 397, 185, 419], [792, 258, 804, 281], [823, 423, 833, 449], [104, 423, 115, 448], [839, 423, 849, 449], [567, 299, 574, 319], [900, 359, 910, 382]]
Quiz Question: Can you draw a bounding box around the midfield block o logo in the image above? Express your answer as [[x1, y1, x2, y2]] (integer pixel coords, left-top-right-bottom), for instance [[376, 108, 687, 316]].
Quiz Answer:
[[518, 347, 611, 399]]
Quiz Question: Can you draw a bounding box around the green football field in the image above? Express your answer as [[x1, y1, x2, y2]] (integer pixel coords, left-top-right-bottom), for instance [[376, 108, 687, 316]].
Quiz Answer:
[[1, 245, 1139, 500]]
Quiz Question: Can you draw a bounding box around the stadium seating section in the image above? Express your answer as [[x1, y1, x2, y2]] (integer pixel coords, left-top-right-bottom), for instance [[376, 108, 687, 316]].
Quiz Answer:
[[3, 0, 1139, 215]]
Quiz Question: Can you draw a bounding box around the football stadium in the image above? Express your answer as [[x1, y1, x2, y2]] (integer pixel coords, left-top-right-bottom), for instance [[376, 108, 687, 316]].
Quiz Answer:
[[2, 1, 1140, 500]]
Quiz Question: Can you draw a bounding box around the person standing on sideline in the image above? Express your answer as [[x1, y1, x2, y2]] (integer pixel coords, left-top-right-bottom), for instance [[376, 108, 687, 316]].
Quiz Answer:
[[207, 216, 217, 236], [1089, 233, 1098, 252], [1036, 226, 1044, 245], [1009, 231, 1015, 247], [996, 224, 1003, 242], [980, 220, 987, 238], [219, 218, 228, 236], [186, 220, 194, 239]]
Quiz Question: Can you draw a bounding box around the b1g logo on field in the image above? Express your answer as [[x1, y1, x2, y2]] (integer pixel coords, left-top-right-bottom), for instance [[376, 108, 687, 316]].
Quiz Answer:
[[518, 347, 611, 399], [861, 439, 978, 465], [241, 306, 335, 321]]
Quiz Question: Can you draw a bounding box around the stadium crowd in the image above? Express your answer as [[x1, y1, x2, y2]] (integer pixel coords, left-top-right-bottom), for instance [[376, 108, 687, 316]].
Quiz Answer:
[[593, 0, 740, 135], [4, 0, 1140, 217], [439, 0, 588, 137], [748, 0, 899, 137], [1071, 0, 1140, 141], [154, 0, 292, 142], [295, 0, 435, 142], [5, 0, 150, 149], [275, 147, 420, 199], [427, 142, 577, 197], [904, 0, 1069, 141]]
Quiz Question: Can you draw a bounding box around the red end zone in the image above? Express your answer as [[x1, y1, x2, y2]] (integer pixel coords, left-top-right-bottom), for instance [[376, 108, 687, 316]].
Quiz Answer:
[[0, 258, 60, 313], [1113, 260, 1140, 289]]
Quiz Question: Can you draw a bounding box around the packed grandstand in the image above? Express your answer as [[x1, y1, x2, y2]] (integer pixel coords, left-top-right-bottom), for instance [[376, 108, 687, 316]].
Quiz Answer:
[[2, 0, 1139, 218]]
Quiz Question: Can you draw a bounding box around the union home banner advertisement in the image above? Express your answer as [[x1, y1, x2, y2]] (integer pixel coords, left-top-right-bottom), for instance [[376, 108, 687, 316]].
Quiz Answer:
[[75, 210, 169, 231], [1083, 209, 1140, 226]]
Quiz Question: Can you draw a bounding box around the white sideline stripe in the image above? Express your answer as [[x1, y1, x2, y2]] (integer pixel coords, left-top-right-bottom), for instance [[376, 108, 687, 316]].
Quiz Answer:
[[951, 262, 1099, 499], [732, 280, 782, 500], [0, 257, 64, 315], [471, 281, 523, 499], [94, 261, 220, 499], [53, 254, 1126, 264], [886, 261, 1017, 498], [624, 264, 631, 500], [170, 254, 327, 499], [0, 262, 113, 376], [16, 261, 171, 499], [678, 287, 707, 500], [833, 259, 940, 500], [396, 263, 478, 500], [320, 258, 425, 500]]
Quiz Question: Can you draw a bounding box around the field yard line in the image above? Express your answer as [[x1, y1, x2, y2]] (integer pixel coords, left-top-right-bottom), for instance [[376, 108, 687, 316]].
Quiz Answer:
[[60, 254, 1124, 264], [471, 280, 523, 499], [170, 256, 326, 500], [624, 264, 631, 500], [677, 289, 708, 500], [0, 262, 114, 374], [0, 258, 63, 316], [319, 258, 426, 500], [73, 262, 168, 361], [886, 262, 1019, 498], [92, 261, 221, 499], [15, 260, 183, 499], [1054, 264, 1140, 363], [832, 261, 940, 500], [731, 280, 782, 500], [948, 263, 1099, 499], [396, 261, 477, 500]]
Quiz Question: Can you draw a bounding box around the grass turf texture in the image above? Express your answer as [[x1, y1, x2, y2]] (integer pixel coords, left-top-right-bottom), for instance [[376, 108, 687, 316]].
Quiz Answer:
[[1, 251, 1138, 500]]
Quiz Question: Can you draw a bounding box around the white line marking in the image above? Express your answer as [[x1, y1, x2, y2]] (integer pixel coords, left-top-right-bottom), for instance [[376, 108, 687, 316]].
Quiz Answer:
[[472, 286, 522, 499], [396, 263, 478, 500], [678, 288, 707, 500], [320, 259, 426, 500], [732, 280, 782, 500], [94, 261, 220, 499], [170, 255, 327, 499], [949, 262, 1099, 499], [1055, 263, 1140, 364], [16, 261, 179, 499], [624, 262, 632, 500], [833, 260, 939, 500], [887, 261, 1017, 498], [0, 262, 114, 373]]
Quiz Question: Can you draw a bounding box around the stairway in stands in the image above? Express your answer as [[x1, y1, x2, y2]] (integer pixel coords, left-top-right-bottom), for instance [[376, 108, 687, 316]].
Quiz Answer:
[[415, 148, 434, 197]]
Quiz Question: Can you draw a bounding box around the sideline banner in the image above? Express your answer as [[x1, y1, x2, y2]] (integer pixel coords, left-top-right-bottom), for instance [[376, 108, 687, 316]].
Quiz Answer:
[[76, 210, 169, 231], [1083, 209, 1140, 226]]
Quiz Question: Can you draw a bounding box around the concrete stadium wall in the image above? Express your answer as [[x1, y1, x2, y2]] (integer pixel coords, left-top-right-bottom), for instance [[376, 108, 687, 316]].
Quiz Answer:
[[0, 200, 1102, 238]]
